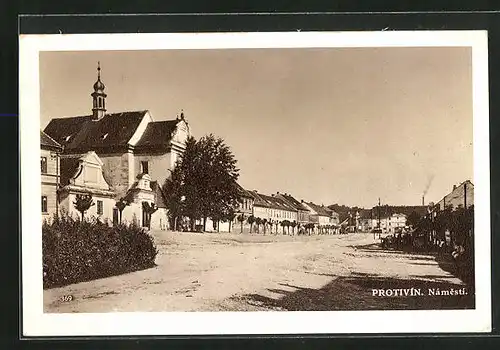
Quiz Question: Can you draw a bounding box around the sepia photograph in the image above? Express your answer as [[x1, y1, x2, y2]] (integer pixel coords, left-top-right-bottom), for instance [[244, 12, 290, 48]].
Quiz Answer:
[[20, 31, 490, 335]]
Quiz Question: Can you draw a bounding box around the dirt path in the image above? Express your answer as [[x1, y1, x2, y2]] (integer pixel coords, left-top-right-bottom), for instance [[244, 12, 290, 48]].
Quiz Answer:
[[44, 231, 472, 312]]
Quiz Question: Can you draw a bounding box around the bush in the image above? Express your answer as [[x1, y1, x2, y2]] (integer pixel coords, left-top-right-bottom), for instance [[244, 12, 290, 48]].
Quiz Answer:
[[43, 215, 158, 289]]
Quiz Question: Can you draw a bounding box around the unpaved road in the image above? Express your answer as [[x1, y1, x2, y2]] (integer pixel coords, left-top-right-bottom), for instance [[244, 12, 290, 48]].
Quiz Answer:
[[44, 231, 473, 312]]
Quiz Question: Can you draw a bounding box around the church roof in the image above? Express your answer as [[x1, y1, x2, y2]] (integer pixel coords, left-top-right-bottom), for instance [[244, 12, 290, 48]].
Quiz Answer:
[[135, 120, 179, 151], [44, 110, 148, 153], [40, 130, 62, 150]]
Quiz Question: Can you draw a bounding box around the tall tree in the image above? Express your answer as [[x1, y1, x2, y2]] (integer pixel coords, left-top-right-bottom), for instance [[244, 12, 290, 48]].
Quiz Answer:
[[163, 155, 188, 231], [165, 135, 240, 232], [73, 193, 95, 221]]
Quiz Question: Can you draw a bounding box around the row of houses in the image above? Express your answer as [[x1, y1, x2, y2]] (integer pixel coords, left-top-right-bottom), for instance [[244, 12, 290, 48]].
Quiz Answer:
[[212, 186, 341, 234]]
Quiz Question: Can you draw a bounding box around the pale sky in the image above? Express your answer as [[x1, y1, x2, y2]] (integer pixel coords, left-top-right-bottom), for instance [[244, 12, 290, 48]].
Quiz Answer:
[[40, 47, 473, 208]]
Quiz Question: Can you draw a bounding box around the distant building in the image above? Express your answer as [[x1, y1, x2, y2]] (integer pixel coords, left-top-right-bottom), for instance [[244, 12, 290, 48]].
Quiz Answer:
[[240, 190, 298, 234], [301, 201, 340, 234], [276, 192, 311, 227], [371, 213, 407, 234], [226, 183, 255, 233], [435, 180, 474, 211], [40, 131, 63, 222]]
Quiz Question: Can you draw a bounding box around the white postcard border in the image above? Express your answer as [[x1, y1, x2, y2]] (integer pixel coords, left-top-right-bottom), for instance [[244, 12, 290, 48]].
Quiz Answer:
[[19, 30, 491, 336]]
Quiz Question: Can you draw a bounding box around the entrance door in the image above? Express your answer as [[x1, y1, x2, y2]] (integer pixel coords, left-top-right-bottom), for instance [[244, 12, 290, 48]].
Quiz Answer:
[[142, 203, 151, 229]]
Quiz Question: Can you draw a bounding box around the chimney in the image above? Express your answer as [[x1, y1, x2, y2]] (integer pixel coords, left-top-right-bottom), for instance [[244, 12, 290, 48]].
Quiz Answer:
[[453, 184, 457, 191], [422, 196, 425, 207]]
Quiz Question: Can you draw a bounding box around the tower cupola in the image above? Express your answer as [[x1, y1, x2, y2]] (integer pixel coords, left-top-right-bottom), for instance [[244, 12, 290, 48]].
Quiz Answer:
[[91, 61, 107, 120]]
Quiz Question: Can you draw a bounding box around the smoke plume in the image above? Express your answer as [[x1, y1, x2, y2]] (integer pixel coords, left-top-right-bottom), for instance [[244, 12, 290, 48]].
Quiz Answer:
[[422, 174, 435, 197]]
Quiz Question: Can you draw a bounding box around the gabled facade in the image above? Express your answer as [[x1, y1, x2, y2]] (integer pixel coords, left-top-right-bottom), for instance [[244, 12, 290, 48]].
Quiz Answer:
[[58, 151, 116, 221], [43, 63, 191, 229]]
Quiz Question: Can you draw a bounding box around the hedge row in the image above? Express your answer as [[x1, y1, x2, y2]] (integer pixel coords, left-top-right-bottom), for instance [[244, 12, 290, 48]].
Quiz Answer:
[[43, 215, 158, 289]]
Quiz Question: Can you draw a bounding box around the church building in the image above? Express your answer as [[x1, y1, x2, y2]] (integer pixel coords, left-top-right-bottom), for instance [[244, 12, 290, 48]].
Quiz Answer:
[[43, 63, 190, 229]]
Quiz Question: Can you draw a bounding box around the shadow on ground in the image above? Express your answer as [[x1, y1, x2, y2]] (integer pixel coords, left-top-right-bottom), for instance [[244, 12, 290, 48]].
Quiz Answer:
[[354, 242, 475, 286], [233, 274, 474, 311], [232, 241, 475, 311]]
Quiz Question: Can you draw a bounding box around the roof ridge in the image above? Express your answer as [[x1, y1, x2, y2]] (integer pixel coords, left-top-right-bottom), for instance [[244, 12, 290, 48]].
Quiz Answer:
[[49, 110, 149, 120], [40, 130, 62, 147]]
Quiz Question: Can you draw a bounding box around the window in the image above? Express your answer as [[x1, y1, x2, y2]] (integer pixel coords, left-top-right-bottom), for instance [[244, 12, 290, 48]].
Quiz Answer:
[[141, 161, 149, 174], [97, 200, 103, 215], [41, 196, 47, 213], [41, 157, 47, 173]]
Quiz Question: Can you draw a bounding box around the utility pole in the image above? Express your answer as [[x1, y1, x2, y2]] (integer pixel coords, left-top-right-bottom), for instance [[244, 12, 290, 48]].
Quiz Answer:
[[378, 198, 381, 239]]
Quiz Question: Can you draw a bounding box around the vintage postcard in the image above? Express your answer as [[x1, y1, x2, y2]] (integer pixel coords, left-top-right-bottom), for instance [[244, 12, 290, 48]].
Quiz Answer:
[[20, 31, 491, 336]]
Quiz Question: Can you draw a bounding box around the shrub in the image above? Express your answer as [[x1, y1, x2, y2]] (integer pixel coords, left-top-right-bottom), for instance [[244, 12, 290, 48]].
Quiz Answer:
[[42, 214, 158, 289]]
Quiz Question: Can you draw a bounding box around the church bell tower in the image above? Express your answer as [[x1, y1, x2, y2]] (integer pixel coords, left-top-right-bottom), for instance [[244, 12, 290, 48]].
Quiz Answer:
[[91, 62, 107, 120]]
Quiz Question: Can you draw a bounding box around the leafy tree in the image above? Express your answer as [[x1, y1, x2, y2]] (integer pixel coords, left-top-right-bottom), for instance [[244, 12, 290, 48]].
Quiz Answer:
[[237, 213, 246, 233], [163, 148, 190, 231], [73, 193, 95, 221], [115, 197, 131, 224], [291, 221, 297, 235], [262, 218, 268, 235], [407, 211, 421, 228], [280, 220, 289, 235], [227, 212, 237, 233], [255, 217, 262, 234], [247, 215, 255, 234], [142, 202, 158, 229], [162, 135, 240, 232]]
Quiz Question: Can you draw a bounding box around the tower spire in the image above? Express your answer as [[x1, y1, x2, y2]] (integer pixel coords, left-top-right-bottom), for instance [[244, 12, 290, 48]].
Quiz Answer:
[[91, 61, 107, 120]]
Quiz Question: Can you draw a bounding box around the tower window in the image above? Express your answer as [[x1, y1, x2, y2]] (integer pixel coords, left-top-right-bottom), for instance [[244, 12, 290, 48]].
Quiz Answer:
[[141, 161, 149, 174]]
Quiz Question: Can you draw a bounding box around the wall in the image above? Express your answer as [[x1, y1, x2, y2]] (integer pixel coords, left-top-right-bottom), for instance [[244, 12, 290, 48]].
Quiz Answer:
[[253, 206, 270, 220], [59, 192, 115, 223], [150, 208, 169, 230], [98, 153, 130, 199], [318, 215, 330, 226], [41, 148, 60, 221], [134, 152, 172, 189]]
